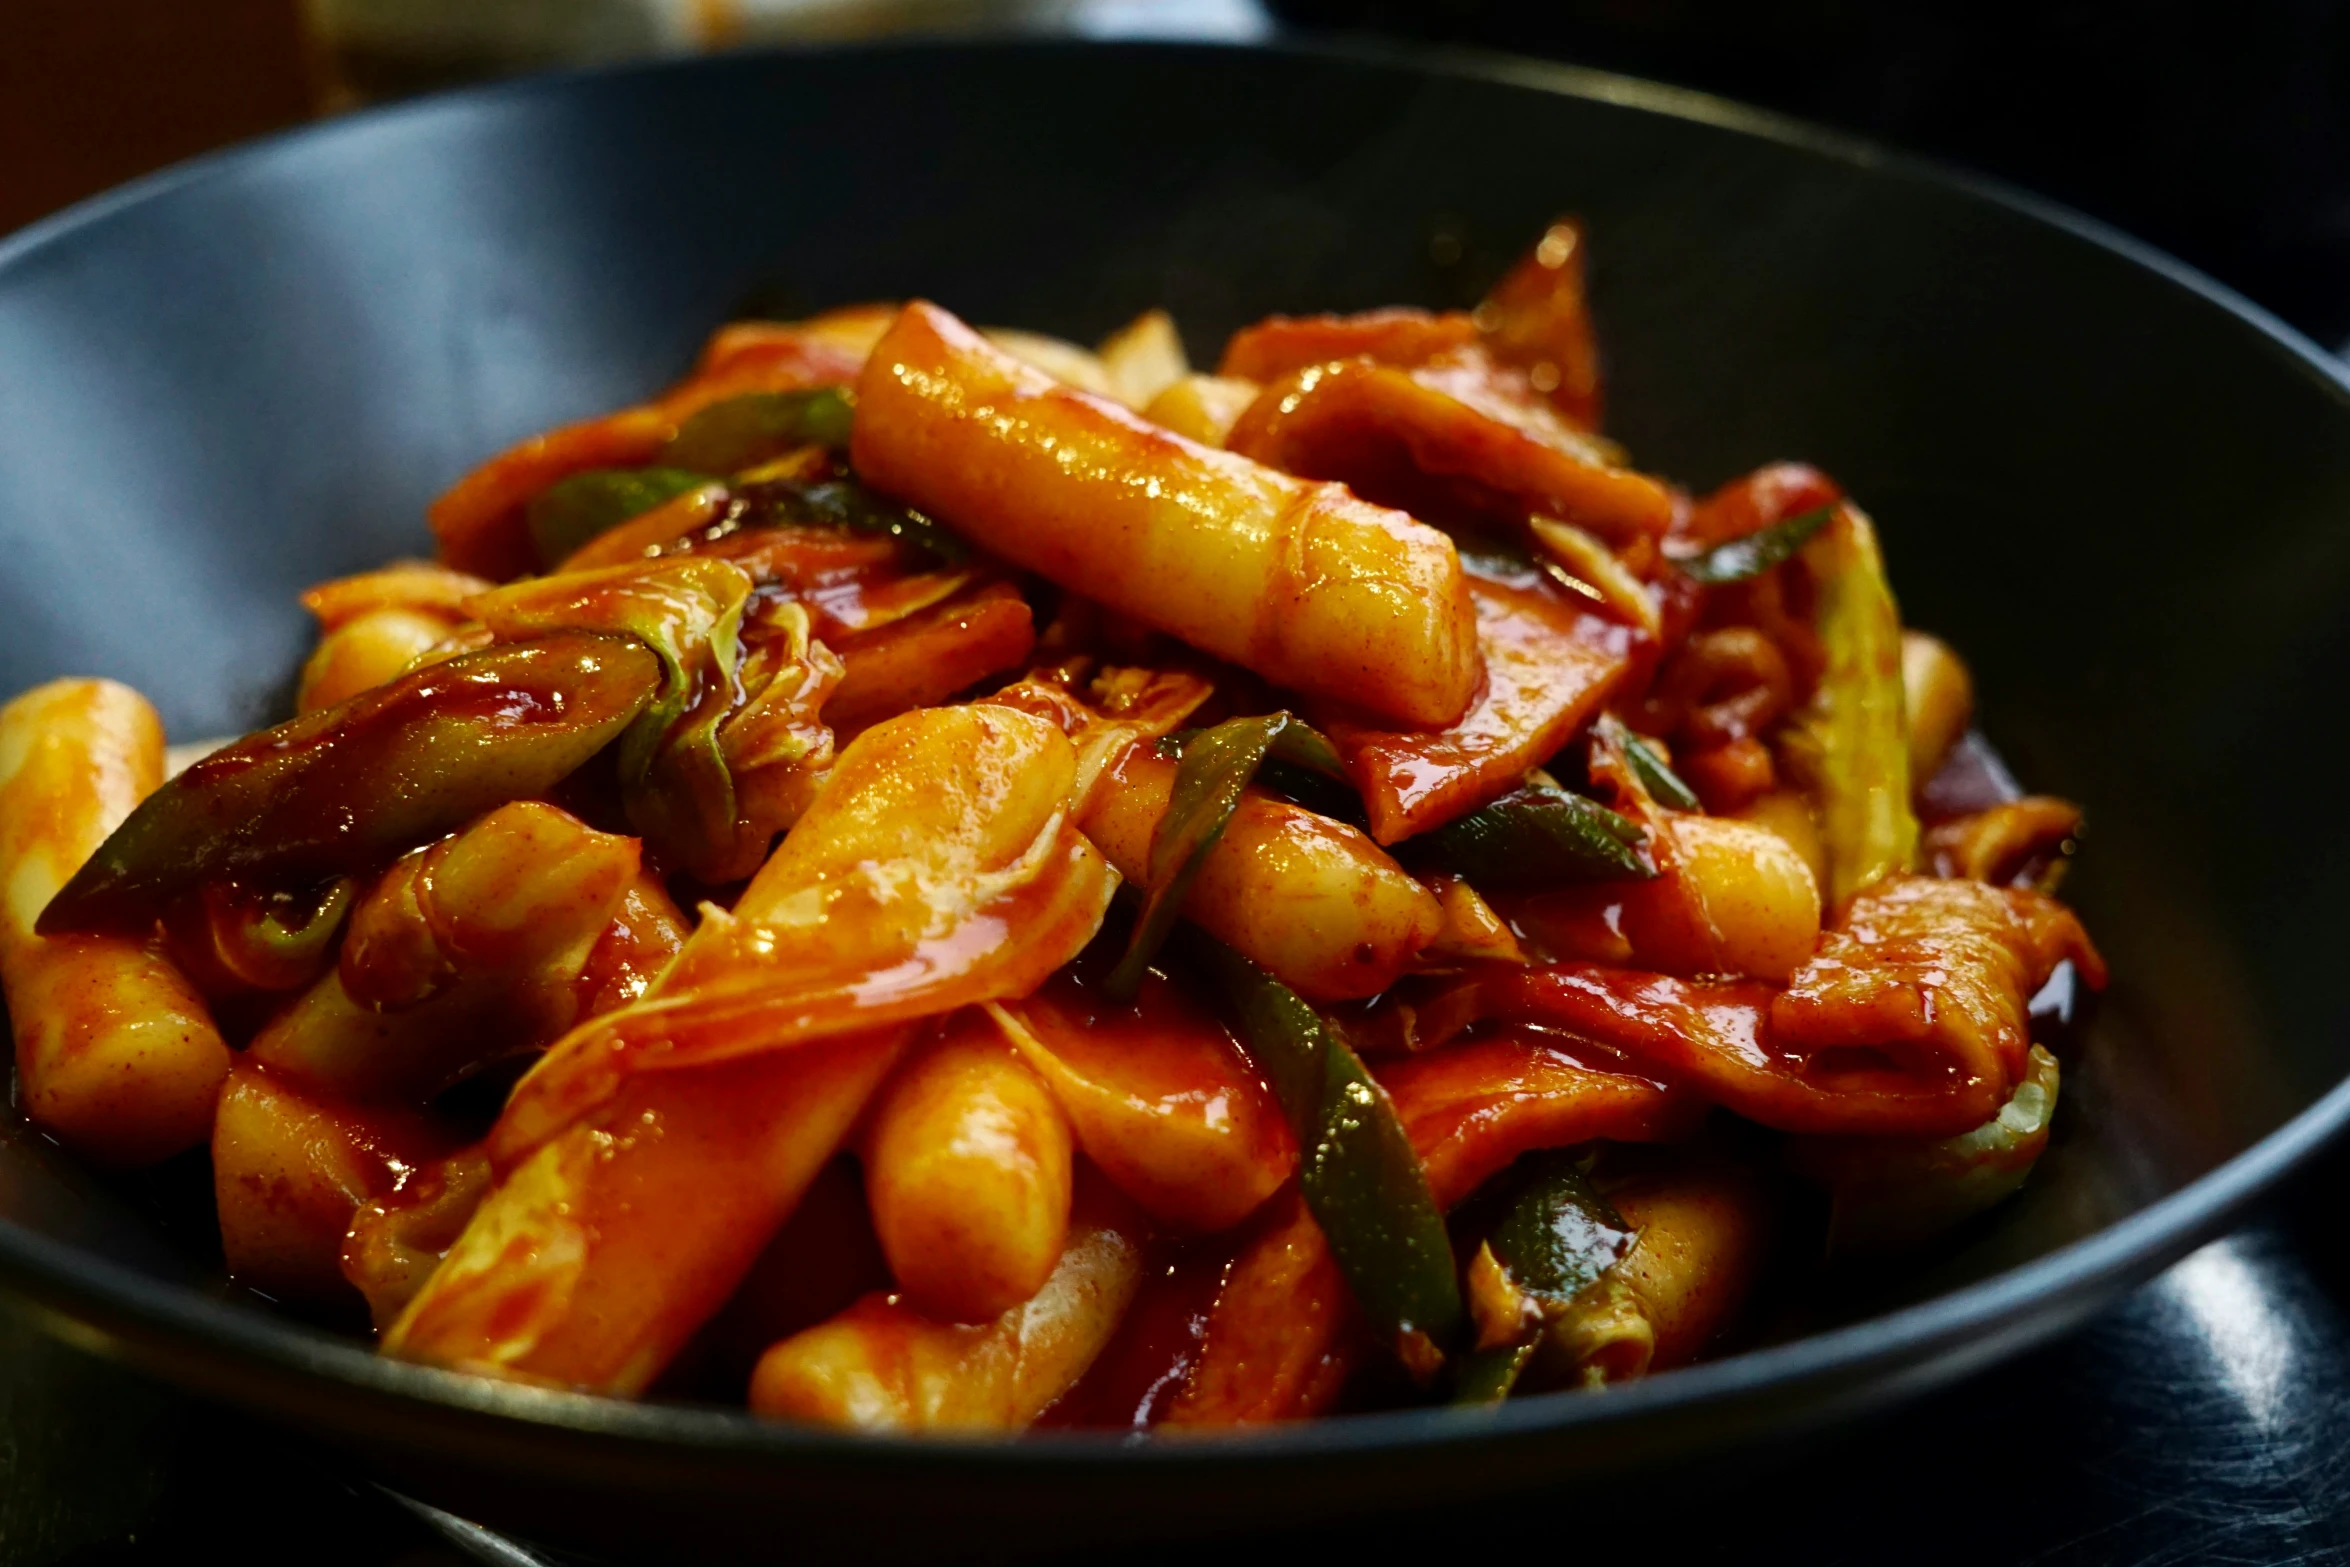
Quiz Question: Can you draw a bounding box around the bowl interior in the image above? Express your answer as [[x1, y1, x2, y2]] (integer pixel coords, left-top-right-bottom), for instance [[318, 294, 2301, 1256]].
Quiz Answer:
[[0, 35, 2346, 1518]]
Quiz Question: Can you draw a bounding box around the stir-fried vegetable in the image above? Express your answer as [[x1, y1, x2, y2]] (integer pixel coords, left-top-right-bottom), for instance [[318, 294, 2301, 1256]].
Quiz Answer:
[[1597, 712, 1702, 812], [1105, 712, 1300, 999], [1781, 505, 1919, 904], [387, 705, 1113, 1392], [40, 635, 661, 933], [662, 387, 855, 471], [1157, 718, 1359, 822], [164, 876, 356, 996], [1673, 504, 1832, 585], [737, 475, 969, 565], [468, 560, 752, 880], [1267, 719, 1347, 779], [1453, 1150, 1636, 1403], [525, 467, 717, 568], [1406, 780, 1651, 890], [1075, 715, 1441, 1003], [1186, 930, 1464, 1378]]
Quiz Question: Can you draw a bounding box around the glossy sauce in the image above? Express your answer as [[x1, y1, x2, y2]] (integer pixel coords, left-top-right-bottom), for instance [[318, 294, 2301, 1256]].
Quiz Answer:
[[1321, 563, 1634, 844], [1001, 965, 1296, 1232]]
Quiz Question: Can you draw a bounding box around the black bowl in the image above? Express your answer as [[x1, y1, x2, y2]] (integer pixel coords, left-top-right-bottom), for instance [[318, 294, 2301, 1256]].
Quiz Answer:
[[3, 37, 2347, 1561]]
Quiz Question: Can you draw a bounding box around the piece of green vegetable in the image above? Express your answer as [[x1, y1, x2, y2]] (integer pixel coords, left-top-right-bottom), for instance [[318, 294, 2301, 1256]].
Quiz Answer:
[[1788, 1044, 2060, 1258], [1451, 1340, 1538, 1406], [224, 876, 356, 983], [1595, 712, 1701, 812], [1269, 720, 1347, 780], [39, 635, 661, 934], [737, 475, 968, 564], [1105, 713, 1294, 1001], [1452, 1151, 1637, 1404], [1674, 504, 1834, 585], [525, 466, 716, 569], [661, 387, 855, 472], [1157, 721, 1362, 824], [1184, 929, 1465, 1378], [1406, 781, 1651, 890], [1482, 1153, 1636, 1303], [1780, 505, 1918, 903], [467, 560, 752, 882], [1258, 760, 1365, 825]]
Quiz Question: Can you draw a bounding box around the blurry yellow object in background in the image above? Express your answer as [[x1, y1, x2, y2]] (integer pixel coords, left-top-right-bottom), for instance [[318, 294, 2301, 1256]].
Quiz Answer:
[[0, 0, 1265, 237]]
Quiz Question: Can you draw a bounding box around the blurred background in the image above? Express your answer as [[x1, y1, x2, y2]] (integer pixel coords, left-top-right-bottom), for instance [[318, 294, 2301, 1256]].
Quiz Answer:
[[8, 0, 2350, 343], [13, 0, 2350, 340]]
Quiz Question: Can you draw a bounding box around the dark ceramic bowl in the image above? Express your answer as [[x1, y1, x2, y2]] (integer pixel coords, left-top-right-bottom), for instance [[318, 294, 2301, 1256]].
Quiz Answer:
[[2, 37, 2346, 1561]]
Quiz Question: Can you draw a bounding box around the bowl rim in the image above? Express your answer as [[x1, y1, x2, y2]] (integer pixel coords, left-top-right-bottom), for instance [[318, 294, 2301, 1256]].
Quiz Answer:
[[4, 30, 2349, 1471]]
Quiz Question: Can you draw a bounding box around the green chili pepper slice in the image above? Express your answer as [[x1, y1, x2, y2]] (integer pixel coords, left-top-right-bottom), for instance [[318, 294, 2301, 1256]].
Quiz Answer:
[[1156, 724, 1362, 824], [1451, 1340, 1540, 1406], [525, 466, 716, 569], [736, 475, 968, 564], [1595, 712, 1701, 812], [1451, 1150, 1636, 1404], [40, 634, 661, 934], [1407, 781, 1650, 890], [1185, 929, 1465, 1379], [1268, 720, 1347, 780], [1674, 504, 1833, 585], [1482, 1153, 1635, 1305], [662, 387, 855, 473], [1104, 713, 1294, 1001]]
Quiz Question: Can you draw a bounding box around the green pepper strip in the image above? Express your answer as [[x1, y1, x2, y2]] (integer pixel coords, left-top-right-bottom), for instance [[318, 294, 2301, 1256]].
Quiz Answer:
[[1185, 929, 1466, 1379], [1104, 713, 1294, 1001], [525, 466, 717, 569], [1157, 719, 1362, 824], [1407, 782, 1651, 891], [1595, 712, 1701, 812], [1451, 1340, 1538, 1406], [1268, 720, 1347, 779], [1451, 1151, 1636, 1405], [737, 475, 968, 565], [1674, 504, 1834, 585], [39, 634, 662, 934], [662, 387, 856, 472]]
